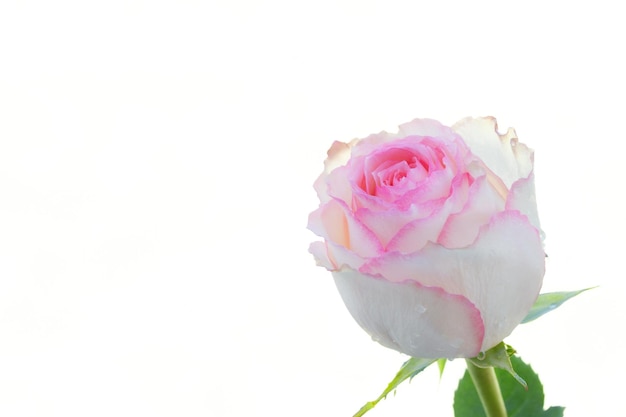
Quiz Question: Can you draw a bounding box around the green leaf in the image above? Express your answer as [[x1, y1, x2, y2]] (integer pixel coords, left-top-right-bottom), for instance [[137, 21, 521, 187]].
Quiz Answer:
[[543, 407, 565, 417], [522, 288, 593, 324], [454, 356, 564, 417], [353, 357, 435, 417]]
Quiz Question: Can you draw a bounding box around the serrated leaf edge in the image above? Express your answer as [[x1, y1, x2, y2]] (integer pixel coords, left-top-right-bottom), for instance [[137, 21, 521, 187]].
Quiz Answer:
[[352, 357, 436, 417]]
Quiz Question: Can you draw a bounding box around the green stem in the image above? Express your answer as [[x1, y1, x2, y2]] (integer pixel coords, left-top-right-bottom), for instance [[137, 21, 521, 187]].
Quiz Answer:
[[465, 360, 508, 417]]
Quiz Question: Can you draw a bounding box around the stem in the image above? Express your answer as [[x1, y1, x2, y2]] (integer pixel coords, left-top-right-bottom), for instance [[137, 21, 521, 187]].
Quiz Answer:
[[465, 360, 508, 417]]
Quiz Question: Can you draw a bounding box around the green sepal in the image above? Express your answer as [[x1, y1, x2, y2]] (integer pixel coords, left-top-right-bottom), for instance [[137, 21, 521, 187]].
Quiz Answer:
[[468, 342, 527, 389], [437, 358, 447, 379], [353, 357, 436, 417], [522, 287, 593, 324], [454, 355, 564, 417]]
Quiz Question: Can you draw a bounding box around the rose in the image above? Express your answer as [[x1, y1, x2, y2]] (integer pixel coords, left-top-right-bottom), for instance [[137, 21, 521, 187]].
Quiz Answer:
[[307, 117, 545, 359]]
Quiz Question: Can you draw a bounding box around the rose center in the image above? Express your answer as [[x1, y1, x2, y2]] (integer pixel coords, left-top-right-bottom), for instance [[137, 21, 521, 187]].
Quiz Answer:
[[375, 155, 429, 191], [358, 141, 449, 202]]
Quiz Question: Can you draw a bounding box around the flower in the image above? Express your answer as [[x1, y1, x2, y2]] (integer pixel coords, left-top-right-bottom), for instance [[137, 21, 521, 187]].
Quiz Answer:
[[307, 117, 545, 359]]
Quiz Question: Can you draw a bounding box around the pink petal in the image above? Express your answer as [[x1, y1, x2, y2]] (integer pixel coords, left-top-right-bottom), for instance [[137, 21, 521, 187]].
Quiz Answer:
[[308, 240, 368, 272], [385, 174, 471, 253], [307, 199, 382, 258], [333, 268, 484, 359], [355, 202, 438, 249], [453, 117, 534, 189], [309, 241, 334, 270], [438, 176, 506, 248], [385, 205, 451, 253], [323, 164, 354, 206], [325, 241, 368, 271], [363, 210, 544, 352]]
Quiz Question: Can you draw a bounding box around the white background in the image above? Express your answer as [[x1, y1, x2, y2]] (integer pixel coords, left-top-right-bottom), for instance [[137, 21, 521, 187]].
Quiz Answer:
[[1, 1, 623, 416]]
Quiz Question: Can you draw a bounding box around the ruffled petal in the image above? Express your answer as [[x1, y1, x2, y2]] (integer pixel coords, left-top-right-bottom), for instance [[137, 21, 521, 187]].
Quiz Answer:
[[333, 268, 484, 359], [438, 176, 506, 248], [453, 117, 534, 189], [307, 199, 382, 258], [313, 141, 353, 202], [349, 130, 400, 158], [362, 210, 544, 352], [324, 164, 354, 206], [398, 118, 456, 138], [309, 241, 334, 270], [506, 172, 543, 237], [385, 205, 451, 253], [386, 174, 471, 253], [355, 201, 438, 249]]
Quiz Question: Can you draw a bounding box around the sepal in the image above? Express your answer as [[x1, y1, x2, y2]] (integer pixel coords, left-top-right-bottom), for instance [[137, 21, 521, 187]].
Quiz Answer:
[[455, 355, 564, 417], [468, 342, 527, 388]]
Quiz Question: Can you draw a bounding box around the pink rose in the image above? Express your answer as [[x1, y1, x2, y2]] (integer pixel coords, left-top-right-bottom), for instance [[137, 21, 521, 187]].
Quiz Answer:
[[308, 117, 545, 359]]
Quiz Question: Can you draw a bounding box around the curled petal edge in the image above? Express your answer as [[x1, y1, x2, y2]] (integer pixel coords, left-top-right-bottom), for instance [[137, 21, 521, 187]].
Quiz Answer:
[[452, 117, 534, 189]]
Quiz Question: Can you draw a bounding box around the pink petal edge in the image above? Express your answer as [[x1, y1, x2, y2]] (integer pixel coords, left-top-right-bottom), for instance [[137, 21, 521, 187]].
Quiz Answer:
[[333, 268, 485, 358], [361, 210, 544, 352]]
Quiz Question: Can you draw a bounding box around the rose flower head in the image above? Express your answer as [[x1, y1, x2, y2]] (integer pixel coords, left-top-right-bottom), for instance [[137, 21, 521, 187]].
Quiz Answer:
[[308, 117, 544, 359]]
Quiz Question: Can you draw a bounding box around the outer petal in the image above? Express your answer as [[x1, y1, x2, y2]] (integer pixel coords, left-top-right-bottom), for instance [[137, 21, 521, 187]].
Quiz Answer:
[[398, 118, 457, 138], [363, 211, 545, 352], [453, 117, 534, 189], [309, 240, 368, 272], [506, 172, 543, 237], [309, 241, 334, 270], [307, 199, 382, 258], [333, 268, 484, 359], [324, 164, 354, 207], [349, 130, 400, 158], [313, 141, 354, 202]]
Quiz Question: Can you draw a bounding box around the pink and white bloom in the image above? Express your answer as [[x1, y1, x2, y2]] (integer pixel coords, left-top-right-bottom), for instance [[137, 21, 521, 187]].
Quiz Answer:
[[308, 117, 545, 359]]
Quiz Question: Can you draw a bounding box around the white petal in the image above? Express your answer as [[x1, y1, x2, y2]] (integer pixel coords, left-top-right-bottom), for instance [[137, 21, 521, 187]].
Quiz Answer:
[[453, 117, 534, 189], [398, 118, 456, 138], [323, 141, 353, 174], [313, 141, 353, 202], [363, 211, 545, 352], [333, 268, 484, 359], [349, 130, 400, 158], [506, 172, 543, 238], [309, 241, 334, 270]]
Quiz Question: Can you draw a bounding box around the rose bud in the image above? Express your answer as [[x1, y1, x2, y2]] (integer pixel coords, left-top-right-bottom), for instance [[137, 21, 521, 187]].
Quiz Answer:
[[308, 117, 544, 359]]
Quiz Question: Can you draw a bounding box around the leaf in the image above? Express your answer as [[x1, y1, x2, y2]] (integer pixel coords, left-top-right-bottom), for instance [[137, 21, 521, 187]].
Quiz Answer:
[[542, 407, 565, 417], [522, 287, 594, 324], [353, 357, 435, 417], [454, 356, 564, 417]]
